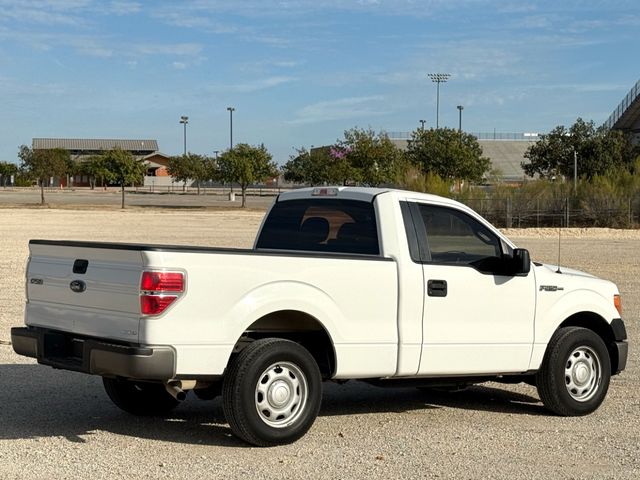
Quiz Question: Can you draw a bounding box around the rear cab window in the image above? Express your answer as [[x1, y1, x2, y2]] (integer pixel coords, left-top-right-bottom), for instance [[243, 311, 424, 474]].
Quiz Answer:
[[256, 199, 379, 255]]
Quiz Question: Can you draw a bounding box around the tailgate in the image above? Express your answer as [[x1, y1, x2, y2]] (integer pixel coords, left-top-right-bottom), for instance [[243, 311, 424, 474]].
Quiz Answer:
[[26, 241, 144, 343]]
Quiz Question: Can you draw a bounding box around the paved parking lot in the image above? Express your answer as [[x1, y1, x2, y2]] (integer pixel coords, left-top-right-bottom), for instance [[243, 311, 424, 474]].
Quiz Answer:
[[0, 187, 276, 210]]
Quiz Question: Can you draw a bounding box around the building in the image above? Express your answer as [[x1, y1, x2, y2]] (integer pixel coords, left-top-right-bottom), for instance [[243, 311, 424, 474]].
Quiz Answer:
[[605, 78, 640, 145], [32, 138, 160, 187], [389, 132, 539, 184]]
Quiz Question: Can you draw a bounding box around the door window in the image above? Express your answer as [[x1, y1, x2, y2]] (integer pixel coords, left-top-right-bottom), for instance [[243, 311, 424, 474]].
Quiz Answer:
[[417, 204, 501, 265]]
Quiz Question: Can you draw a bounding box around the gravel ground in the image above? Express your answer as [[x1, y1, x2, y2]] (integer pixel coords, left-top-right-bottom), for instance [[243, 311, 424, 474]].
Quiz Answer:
[[0, 208, 637, 480]]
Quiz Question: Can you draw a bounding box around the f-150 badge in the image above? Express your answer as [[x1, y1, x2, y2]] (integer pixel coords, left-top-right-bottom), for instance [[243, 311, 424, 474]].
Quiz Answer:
[[539, 285, 564, 292]]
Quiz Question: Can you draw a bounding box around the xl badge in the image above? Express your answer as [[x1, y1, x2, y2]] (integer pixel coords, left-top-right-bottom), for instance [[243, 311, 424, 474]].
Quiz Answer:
[[70, 280, 87, 293]]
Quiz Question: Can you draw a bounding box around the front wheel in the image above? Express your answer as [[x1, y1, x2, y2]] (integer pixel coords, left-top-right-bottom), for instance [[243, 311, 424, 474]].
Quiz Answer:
[[222, 338, 322, 446], [103, 377, 180, 416], [536, 327, 611, 416]]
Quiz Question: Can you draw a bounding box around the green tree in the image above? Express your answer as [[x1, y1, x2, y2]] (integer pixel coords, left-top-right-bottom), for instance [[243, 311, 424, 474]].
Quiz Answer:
[[167, 154, 190, 192], [217, 143, 278, 207], [522, 118, 638, 180], [18, 145, 69, 205], [336, 127, 404, 186], [0, 161, 18, 187], [172, 153, 211, 195], [101, 147, 146, 209], [203, 155, 221, 193], [405, 128, 490, 185], [283, 146, 350, 185], [82, 154, 111, 189]]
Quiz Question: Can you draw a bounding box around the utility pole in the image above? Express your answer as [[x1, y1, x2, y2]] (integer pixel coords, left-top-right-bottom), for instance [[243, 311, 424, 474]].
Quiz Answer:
[[428, 73, 450, 129], [226, 107, 235, 151], [574, 148, 578, 193], [457, 105, 464, 132], [179, 115, 189, 155]]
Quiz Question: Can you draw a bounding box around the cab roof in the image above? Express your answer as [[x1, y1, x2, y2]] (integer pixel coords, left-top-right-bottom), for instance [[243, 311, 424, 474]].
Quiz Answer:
[[277, 186, 465, 209]]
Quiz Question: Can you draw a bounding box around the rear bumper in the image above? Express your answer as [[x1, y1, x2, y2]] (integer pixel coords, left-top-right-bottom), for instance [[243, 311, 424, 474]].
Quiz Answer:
[[11, 327, 176, 380]]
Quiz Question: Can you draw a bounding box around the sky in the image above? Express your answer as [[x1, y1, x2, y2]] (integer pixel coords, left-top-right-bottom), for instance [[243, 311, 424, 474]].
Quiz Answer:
[[0, 0, 638, 165]]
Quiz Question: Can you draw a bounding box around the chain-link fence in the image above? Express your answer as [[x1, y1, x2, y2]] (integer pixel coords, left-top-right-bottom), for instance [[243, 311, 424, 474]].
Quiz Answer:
[[464, 196, 640, 229]]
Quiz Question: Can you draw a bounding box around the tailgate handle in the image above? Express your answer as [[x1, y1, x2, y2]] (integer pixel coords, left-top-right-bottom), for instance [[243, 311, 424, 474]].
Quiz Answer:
[[427, 279, 447, 297], [73, 259, 89, 274]]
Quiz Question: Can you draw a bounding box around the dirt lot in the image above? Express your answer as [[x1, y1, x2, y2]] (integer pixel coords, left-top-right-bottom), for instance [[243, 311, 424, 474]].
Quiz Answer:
[[0, 208, 638, 479]]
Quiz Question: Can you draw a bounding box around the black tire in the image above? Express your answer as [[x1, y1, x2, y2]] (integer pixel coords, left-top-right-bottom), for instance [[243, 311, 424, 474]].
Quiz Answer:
[[222, 338, 322, 447], [103, 377, 180, 416], [536, 327, 611, 416]]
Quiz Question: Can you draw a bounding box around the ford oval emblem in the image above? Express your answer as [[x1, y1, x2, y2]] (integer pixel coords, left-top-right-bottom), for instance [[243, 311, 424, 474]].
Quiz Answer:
[[70, 280, 86, 293]]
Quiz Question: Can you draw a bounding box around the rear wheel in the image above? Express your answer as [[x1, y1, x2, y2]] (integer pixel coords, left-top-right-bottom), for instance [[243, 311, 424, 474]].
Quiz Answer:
[[536, 327, 611, 416], [222, 338, 322, 446], [103, 377, 180, 416]]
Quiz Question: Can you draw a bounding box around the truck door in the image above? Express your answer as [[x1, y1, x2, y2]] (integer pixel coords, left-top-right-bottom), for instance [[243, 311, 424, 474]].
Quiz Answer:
[[403, 202, 536, 375]]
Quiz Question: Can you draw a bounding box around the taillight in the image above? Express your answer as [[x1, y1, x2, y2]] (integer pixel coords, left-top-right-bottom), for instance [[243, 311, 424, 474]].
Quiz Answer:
[[141, 271, 184, 292], [140, 271, 184, 316], [614, 295, 622, 316]]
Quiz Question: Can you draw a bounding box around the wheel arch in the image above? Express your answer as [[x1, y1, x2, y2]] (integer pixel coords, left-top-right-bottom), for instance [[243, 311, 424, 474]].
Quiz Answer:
[[557, 312, 620, 374], [232, 309, 337, 379]]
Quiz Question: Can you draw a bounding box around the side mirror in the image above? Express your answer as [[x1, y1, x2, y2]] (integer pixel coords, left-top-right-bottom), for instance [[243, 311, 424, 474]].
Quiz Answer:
[[511, 248, 531, 276]]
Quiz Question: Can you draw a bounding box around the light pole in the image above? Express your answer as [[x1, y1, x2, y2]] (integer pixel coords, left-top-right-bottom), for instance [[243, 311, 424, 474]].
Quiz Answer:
[[419, 119, 426, 131], [179, 115, 188, 155], [226, 107, 235, 151], [573, 148, 578, 193], [457, 105, 464, 132], [213, 150, 219, 159], [428, 73, 450, 129]]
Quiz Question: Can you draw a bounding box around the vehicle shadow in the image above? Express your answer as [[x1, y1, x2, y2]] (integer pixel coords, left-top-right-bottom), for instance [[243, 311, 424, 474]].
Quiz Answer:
[[0, 364, 243, 448], [0, 364, 545, 447], [320, 381, 546, 417]]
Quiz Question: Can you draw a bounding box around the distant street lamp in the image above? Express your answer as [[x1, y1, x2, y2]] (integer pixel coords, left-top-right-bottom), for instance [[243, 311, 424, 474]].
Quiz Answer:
[[227, 107, 235, 150], [213, 150, 219, 159], [457, 105, 464, 132], [573, 148, 578, 193], [419, 119, 427, 131], [428, 73, 450, 129], [179, 115, 189, 155], [563, 132, 579, 193]]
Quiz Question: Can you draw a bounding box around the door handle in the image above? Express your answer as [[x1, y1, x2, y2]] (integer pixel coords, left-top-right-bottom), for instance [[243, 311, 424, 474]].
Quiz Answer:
[[427, 279, 447, 297]]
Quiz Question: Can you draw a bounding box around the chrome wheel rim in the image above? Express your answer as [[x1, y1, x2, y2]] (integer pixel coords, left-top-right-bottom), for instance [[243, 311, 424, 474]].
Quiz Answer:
[[255, 362, 308, 428], [565, 346, 602, 402]]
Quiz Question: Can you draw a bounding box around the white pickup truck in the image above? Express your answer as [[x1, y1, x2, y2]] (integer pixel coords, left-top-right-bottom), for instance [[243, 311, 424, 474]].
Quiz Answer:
[[12, 187, 627, 446]]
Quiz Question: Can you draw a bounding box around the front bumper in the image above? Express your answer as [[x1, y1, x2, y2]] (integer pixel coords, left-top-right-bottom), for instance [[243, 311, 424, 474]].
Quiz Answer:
[[11, 327, 176, 380], [614, 341, 628, 374], [611, 318, 628, 375]]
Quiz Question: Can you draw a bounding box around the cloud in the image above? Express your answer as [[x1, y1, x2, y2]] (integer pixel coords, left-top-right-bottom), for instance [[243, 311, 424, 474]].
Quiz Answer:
[[151, 11, 240, 34], [234, 59, 303, 74], [208, 76, 298, 93], [172, 61, 187, 70], [0, 75, 69, 96], [0, 4, 85, 26], [105, 1, 142, 15], [133, 43, 203, 56], [290, 95, 389, 124]]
